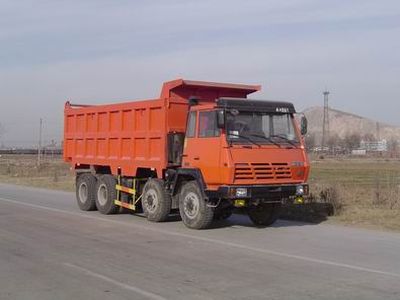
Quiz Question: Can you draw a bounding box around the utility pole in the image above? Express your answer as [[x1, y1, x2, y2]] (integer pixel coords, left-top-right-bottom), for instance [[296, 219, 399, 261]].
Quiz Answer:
[[321, 90, 330, 149], [376, 122, 380, 141], [38, 118, 43, 166]]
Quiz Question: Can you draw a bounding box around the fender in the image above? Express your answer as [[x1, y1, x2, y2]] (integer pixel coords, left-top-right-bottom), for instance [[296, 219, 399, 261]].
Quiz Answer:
[[171, 168, 208, 199]]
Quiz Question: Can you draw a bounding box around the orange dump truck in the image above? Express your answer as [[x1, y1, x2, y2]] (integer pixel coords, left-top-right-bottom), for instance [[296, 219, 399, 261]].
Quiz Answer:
[[64, 79, 309, 229]]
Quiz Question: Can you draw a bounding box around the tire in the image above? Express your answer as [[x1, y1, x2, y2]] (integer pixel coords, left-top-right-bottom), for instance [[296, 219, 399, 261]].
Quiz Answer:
[[179, 181, 214, 229], [141, 179, 171, 222], [76, 173, 97, 211], [247, 203, 281, 227], [95, 175, 119, 215]]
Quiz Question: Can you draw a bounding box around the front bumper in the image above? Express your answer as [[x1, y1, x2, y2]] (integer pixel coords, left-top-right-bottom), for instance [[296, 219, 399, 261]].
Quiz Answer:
[[205, 184, 308, 203]]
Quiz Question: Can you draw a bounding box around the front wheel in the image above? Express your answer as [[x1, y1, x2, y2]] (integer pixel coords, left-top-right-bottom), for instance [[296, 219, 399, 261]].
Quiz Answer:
[[247, 203, 281, 227], [179, 181, 214, 229]]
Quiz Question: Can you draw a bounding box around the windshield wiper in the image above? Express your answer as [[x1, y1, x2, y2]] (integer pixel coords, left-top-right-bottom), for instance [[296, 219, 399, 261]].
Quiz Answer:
[[246, 133, 281, 148], [227, 133, 261, 148], [270, 134, 298, 147]]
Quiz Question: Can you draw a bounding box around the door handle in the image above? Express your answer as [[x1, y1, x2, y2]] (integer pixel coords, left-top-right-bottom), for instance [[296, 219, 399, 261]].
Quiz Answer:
[[193, 156, 200, 160]]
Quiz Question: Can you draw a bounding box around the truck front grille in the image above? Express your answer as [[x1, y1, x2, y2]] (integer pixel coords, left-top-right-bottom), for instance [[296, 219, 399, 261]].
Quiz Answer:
[[234, 163, 292, 183]]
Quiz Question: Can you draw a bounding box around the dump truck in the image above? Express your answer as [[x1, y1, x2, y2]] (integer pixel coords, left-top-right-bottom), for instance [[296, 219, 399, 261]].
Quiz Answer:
[[64, 79, 309, 229]]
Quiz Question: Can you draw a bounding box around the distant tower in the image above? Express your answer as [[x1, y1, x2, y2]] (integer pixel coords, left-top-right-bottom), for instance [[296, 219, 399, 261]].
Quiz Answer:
[[321, 90, 330, 148]]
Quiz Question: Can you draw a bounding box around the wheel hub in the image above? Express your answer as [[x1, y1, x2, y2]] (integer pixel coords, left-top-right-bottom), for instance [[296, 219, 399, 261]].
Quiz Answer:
[[183, 192, 200, 219], [97, 184, 108, 206], [144, 189, 158, 213], [78, 182, 88, 203]]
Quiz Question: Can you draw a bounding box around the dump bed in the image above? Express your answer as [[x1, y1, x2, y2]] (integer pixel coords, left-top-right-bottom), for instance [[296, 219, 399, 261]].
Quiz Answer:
[[64, 98, 188, 177]]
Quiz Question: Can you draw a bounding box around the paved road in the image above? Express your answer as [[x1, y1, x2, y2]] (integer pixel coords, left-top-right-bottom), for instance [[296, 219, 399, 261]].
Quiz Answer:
[[0, 183, 400, 300]]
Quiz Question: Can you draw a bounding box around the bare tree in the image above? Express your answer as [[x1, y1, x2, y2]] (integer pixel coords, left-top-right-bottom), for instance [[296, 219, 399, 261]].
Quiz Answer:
[[327, 133, 341, 148], [344, 132, 361, 151], [388, 138, 399, 155], [304, 133, 316, 150], [362, 133, 376, 142]]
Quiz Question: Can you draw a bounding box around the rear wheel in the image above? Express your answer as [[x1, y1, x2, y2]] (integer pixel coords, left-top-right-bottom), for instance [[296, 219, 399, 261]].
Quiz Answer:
[[179, 181, 214, 229], [95, 175, 119, 214], [142, 179, 171, 222], [248, 203, 281, 227], [76, 173, 97, 211]]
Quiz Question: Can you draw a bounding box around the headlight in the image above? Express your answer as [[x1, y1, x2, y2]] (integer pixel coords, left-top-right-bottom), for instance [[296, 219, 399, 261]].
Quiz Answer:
[[296, 185, 304, 196], [236, 188, 248, 197]]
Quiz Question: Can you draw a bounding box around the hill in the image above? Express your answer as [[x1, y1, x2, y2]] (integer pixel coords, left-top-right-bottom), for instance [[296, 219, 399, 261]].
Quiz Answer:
[[303, 106, 400, 145]]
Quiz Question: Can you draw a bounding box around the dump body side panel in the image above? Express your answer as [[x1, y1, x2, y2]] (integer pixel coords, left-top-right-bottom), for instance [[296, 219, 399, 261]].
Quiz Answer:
[[64, 98, 188, 177]]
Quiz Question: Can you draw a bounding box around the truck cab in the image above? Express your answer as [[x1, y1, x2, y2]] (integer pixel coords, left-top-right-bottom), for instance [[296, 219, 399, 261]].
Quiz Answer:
[[174, 97, 309, 228]]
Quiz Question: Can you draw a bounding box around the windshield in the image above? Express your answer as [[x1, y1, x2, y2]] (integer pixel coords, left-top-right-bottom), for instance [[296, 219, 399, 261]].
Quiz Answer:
[[226, 110, 299, 145]]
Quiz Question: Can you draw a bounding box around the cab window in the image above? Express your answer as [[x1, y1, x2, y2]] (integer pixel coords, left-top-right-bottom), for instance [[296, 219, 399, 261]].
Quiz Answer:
[[198, 111, 220, 137], [186, 111, 197, 138]]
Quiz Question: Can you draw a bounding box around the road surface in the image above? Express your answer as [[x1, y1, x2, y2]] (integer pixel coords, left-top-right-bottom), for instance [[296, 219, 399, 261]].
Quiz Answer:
[[0, 182, 399, 300]]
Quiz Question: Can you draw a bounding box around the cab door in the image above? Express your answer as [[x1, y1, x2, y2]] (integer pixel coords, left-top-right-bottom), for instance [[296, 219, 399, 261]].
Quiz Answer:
[[182, 109, 221, 187]]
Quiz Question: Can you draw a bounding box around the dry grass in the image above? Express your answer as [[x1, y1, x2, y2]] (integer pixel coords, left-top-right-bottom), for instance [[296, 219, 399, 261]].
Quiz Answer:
[[0, 154, 74, 192], [307, 158, 400, 231]]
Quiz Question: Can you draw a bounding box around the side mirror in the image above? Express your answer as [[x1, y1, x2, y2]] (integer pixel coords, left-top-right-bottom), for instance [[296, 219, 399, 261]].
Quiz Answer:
[[300, 116, 308, 135], [216, 110, 225, 129]]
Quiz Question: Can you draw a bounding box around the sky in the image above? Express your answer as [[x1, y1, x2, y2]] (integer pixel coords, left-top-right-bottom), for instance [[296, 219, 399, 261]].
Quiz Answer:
[[0, 0, 399, 147]]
